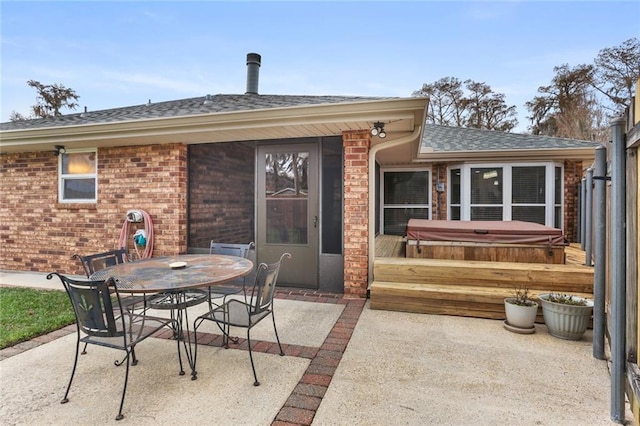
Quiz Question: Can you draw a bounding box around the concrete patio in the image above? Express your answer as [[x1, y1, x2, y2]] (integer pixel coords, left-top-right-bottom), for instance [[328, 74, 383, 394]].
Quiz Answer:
[[0, 271, 633, 425]]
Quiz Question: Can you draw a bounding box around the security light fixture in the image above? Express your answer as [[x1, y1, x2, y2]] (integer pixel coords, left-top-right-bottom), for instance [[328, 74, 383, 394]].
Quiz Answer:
[[371, 122, 386, 139], [54, 145, 66, 156]]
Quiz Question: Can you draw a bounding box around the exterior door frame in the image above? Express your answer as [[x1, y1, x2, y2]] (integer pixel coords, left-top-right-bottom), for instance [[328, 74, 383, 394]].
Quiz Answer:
[[256, 142, 319, 288]]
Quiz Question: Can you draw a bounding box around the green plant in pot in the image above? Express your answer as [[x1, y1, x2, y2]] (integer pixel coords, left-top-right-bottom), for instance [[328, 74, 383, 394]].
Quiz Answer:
[[539, 293, 593, 340], [504, 286, 538, 334]]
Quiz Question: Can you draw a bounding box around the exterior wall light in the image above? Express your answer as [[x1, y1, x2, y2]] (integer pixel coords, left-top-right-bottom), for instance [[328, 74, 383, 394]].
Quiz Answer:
[[370, 122, 386, 138], [54, 145, 66, 156]]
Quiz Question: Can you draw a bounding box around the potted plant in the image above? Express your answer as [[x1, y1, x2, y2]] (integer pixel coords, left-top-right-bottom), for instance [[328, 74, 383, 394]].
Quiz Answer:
[[503, 286, 538, 334], [538, 293, 593, 340]]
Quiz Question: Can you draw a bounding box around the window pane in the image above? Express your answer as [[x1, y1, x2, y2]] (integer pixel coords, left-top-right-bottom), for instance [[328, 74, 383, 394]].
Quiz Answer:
[[265, 151, 309, 245], [555, 206, 562, 229], [513, 206, 546, 225], [450, 206, 461, 220], [62, 178, 95, 200], [512, 167, 545, 204], [383, 208, 429, 236], [384, 171, 428, 204], [471, 207, 502, 221], [471, 168, 502, 204], [265, 152, 309, 195], [62, 152, 96, 174], [555, 166, 562, 204], [450, 168, 461, 204]]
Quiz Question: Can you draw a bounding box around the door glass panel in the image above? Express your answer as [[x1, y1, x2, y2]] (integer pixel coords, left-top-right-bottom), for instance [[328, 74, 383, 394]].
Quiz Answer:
[[265, 152, 309, 245]]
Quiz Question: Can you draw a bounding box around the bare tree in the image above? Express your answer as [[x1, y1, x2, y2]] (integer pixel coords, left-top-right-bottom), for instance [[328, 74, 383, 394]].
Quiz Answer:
[[592, 37, 640, 113], [413, 77, 466, 127], [526, 38, 639, 140], [525, 64, 597, 139], [413, 77, 518, 131], [463, 80, 518, 131]]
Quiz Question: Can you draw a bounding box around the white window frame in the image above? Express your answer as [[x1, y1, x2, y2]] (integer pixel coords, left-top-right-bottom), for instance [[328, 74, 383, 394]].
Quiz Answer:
[[448, 162, 564, 229], [379, 167, 432, 235], [58, 148, 98, 203]]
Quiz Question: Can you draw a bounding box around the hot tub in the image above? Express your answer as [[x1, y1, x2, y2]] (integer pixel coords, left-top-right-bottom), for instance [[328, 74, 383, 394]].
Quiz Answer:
[[405, 219, 567, 264]]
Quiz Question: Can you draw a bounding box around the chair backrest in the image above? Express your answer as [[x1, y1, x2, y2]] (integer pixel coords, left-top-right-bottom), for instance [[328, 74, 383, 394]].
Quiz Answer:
[[250, 253, 291, 314], [48, 272, 123, 338], [209, 241, 254, 258], [72, 248, 128, 277]]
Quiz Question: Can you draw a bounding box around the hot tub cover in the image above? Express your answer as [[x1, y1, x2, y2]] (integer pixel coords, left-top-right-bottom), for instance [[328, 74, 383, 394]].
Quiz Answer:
[[406, 219, 566, 246]]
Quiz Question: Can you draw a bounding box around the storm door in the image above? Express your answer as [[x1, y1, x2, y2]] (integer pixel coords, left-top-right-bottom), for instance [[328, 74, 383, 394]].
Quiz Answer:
[[256, 143, 319, 288]]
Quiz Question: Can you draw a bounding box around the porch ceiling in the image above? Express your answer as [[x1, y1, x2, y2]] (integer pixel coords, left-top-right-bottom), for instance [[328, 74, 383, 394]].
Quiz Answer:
[[0, 98, 428, 154]]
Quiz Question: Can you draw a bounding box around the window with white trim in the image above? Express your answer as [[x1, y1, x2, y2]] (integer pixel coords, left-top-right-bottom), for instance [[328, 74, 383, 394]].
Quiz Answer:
[[58, 149, 97, 203], [381, 168, 431, 235], [448, 162, 563, 228]]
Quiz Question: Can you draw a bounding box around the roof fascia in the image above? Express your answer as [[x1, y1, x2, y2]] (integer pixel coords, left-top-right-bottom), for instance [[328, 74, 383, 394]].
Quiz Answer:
[[414, 147, 598, 162], [0, 98, 428, 146]]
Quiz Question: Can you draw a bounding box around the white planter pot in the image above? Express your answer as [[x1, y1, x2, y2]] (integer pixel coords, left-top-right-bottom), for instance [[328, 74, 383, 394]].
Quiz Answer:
[[539, 294, 593, 340], [504, 298, 538, 330]]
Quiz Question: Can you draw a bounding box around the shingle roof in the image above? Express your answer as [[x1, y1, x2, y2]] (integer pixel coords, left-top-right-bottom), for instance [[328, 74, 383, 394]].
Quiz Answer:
[[421, 124, 600, 152], [0, 93, 393, 131]]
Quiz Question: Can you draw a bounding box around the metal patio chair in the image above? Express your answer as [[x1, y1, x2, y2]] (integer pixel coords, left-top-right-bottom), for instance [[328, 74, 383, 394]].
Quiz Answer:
[[47, 272, 179, 421], [72, 248, 129, 277], [206, 241, 255, 308], [193, 252, 290, 386], [72, 248, 147, 354]]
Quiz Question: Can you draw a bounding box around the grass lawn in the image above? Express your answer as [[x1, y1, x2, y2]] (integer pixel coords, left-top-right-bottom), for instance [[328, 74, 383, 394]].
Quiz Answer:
[[0, 287, 75, 349]]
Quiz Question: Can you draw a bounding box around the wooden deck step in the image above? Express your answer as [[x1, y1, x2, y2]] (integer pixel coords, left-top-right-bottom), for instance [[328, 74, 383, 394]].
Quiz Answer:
[[370, 255, 594, 319], [374, 257, 593, 293], [369, 281, 592, 320]]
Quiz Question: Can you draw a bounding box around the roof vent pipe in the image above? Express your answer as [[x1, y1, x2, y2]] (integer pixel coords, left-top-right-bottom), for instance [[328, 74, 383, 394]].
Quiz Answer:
[[245, 52, 261, 95]]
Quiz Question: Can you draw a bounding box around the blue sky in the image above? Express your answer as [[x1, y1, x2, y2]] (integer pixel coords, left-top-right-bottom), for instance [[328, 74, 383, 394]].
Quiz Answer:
[[1, 1, 638, 132]]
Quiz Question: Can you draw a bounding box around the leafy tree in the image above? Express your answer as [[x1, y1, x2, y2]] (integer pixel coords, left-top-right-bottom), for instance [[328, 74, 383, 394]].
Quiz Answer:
[[412, 77, 518, 132], [10, 80, 80, 121]]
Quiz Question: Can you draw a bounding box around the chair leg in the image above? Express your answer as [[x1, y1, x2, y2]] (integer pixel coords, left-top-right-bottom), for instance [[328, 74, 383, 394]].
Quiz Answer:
[[246, 330, 260, 386], [115, 349, 132, 421], [271, 312, 285, 356], [61, 337, 81, 404], [81, 342, 88, 355]]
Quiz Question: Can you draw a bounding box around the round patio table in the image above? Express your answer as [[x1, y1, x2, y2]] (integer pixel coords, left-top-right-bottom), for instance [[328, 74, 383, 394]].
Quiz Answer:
[[90, 254, 254, 379]]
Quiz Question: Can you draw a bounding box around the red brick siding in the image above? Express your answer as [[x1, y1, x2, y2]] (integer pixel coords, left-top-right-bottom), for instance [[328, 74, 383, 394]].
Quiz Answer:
[[0, 144, 187, 274], [564, 160, 583, 242], [432, 163, 448, 220], [342, 130, 369, 298], [188, 142, 255, 248]]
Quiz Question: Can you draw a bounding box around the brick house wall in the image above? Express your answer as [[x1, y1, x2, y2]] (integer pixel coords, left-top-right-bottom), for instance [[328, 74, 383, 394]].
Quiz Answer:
[[0, 143, 188, 274], [564, 160, 583, 242], [188, 142, 255, 249], [432, 163, 448, 220], [342, 130, 370, 298]]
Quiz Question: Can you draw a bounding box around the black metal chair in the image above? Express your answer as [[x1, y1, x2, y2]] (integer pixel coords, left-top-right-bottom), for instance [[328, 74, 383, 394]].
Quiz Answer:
[[193, 252, 290, 386], [72, 248, 147, 354], [72, 248, 129, 277], [47, 272, 179, 421], [206, 241, 254, 307]]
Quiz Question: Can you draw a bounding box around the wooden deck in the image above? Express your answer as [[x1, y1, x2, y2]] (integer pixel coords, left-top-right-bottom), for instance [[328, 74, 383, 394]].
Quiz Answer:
[[371, 235, 593, 320]]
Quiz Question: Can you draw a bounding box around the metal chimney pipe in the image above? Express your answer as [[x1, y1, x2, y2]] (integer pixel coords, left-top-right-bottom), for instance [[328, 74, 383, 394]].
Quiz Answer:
[[245, 53, 261, 95]]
